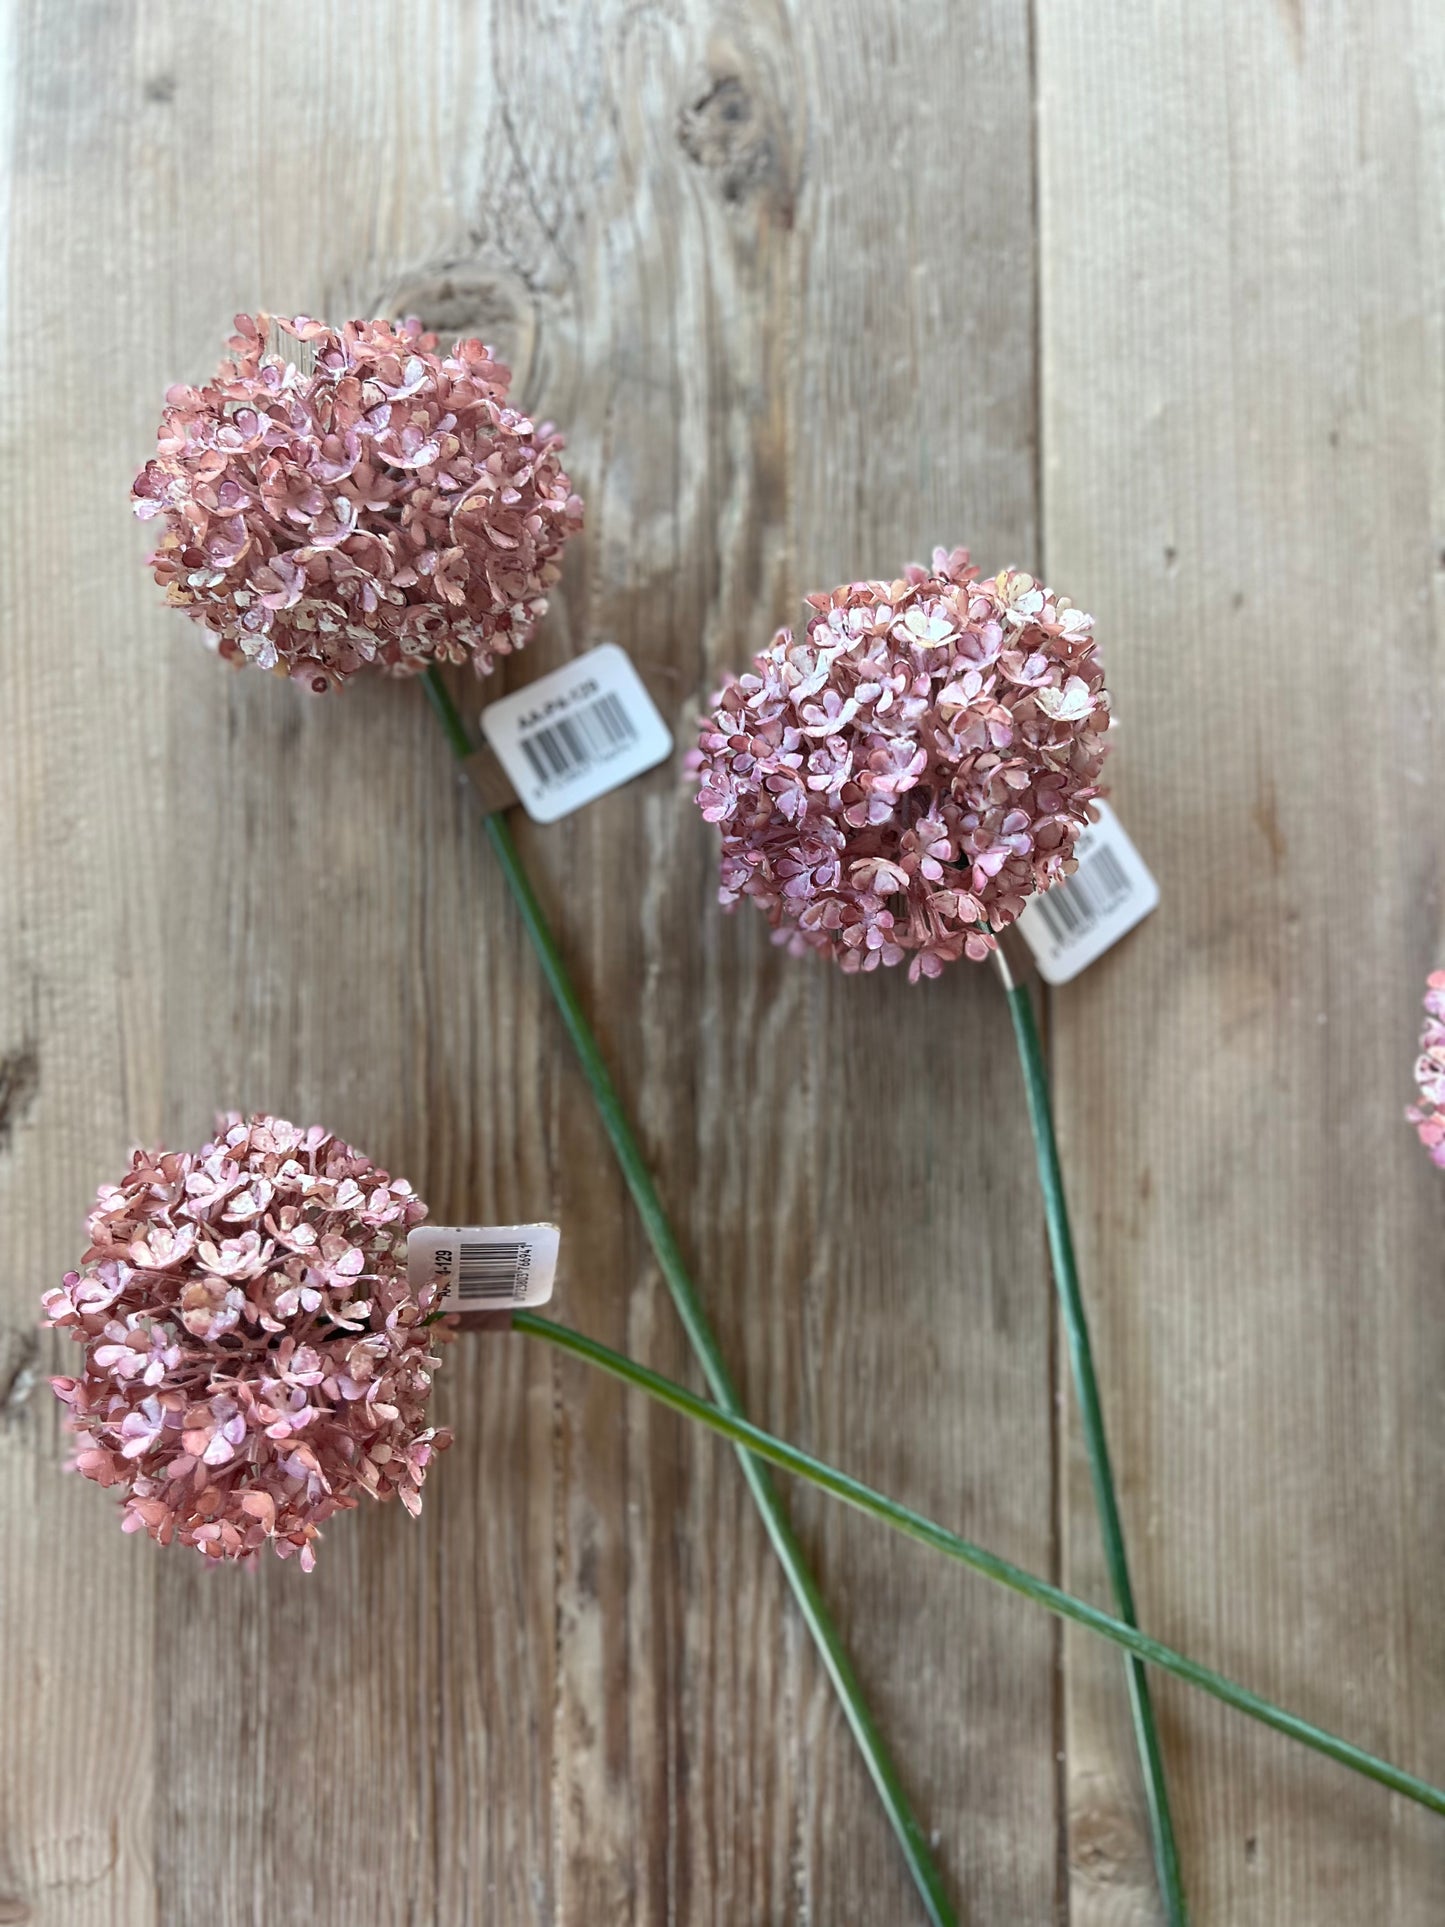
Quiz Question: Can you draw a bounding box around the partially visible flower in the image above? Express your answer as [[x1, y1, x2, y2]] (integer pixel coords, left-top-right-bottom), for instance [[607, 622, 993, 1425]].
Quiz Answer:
[[133, 313, 583, 691], [1407, 971, 1445, 1166], [42, 1113, 452, 1569], [693, 547, 1110, 980]]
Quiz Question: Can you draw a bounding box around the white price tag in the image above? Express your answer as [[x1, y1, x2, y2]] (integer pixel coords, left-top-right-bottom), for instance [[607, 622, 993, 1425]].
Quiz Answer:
[[480, 643, 673, 824], [408, 1224, 559, 1308], [1016, 802, 1159, 984]]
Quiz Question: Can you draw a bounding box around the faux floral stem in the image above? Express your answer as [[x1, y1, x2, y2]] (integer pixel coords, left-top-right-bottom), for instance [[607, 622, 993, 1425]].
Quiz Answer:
[[513, 1309, 1445, 1821], [999, 958, 1187, 1923], [421, 668, 957, 1927]]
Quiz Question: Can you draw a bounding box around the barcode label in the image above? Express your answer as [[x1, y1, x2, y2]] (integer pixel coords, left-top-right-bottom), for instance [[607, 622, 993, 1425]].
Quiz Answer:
[[481, 643, 673, 824], [407, 1223, 559, 1308], [1030, 840, 1130, 945], [517, 690, 637, 787], [456, 1241, 527, 1302], [1016, 802, 1159, 983]]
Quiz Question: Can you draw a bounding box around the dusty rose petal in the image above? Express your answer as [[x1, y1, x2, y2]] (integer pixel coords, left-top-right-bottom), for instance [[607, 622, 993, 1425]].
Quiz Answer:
[[41, 1112, 455, 1570], [1407, 970, 1445, 1167]]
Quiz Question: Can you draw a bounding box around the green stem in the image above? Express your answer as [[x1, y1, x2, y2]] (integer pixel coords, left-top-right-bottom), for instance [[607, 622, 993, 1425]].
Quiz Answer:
[[513, 1308, 1445, 1821], [422, 667, 957, 1927], [1003, 971, 1187, 1923]]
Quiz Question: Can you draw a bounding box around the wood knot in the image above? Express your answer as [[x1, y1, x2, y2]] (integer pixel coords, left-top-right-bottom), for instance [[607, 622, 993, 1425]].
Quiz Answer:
[[1070, 1802, 1152, 1889], [0, 1039, 39, 1155], [2, 1329, 40, 1424], [677, 76, 782, 210]]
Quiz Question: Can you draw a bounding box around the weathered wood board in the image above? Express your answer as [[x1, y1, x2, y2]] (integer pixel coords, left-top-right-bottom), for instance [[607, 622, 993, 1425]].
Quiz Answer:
[[1, 2, 1440, 1921]]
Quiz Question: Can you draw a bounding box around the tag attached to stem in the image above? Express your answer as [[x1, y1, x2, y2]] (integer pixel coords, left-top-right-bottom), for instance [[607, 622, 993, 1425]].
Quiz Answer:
[[408, 1224, 559, 1310], [480, 643, 673, 824], [1016, 802, 1159, 984]]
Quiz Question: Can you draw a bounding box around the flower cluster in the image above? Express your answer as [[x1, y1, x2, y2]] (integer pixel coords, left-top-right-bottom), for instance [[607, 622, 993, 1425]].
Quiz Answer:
[[694, 547, 1110, 979], [42, 1113, 453, 1570], [133, 314, 583, 691], [1408, 971, 1445, 1166]]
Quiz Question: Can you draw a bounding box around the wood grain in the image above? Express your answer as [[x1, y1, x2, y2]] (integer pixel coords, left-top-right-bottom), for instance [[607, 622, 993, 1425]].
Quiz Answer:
[[1039, 0, 1445, 1919], [4, 0, 1442, 1922]]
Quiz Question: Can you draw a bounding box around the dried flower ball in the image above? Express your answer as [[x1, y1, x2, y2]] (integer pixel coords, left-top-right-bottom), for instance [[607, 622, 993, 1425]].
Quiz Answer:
[[694, 547, 1111, 980], [133, 313, 583, 692], [42, 1113, 453, 1570], [1408, 971, 1445, 1167]]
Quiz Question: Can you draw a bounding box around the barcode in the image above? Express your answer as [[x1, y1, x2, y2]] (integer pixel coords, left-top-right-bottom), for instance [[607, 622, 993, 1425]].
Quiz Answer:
[[457, 1241, 526, 1303], [1033, 841, 1131, 947], [518, 692, 637, 788]]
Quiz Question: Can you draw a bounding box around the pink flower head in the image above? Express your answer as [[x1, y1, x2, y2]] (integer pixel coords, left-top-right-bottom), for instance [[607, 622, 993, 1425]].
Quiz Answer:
[[694, 547, 1111, 979], [1407, 971, 1445, 1166], [42, 1113, 453, 1570], [133, 313, 584, 692]]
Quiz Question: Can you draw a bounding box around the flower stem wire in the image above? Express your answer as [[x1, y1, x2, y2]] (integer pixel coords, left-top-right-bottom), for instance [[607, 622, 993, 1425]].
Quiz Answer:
[[1000, 960, 1187, 1923], [421, 666, 958, 1927], [513, 1308, 1445, 1822]]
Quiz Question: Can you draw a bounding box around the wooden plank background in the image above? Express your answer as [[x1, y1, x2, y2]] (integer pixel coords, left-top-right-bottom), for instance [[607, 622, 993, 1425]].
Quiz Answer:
[[0, 3, 1440, 1922]]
